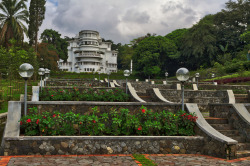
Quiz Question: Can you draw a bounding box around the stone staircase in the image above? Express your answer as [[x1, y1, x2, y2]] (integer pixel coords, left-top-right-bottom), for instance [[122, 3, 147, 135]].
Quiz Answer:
[[205, 117, 250, 158], [137, 92, 154, 102], [234, 94, 249, 103]]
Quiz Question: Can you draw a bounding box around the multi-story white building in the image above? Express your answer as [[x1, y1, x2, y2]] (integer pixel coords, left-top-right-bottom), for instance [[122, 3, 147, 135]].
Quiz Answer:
[[58, 30, 118, 73]]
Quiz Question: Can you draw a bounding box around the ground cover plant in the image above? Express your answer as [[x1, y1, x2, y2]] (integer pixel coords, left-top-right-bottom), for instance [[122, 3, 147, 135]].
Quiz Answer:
[[19, 106, 198, 136], [39, 87, 130, 102]]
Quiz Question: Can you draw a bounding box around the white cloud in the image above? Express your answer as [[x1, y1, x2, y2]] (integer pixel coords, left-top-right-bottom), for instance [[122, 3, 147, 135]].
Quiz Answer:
[[31, 0, 228, 44]]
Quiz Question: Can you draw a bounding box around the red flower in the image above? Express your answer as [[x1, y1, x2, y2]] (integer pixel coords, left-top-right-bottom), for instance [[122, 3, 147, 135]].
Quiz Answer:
[[20, 121, 23, 125], [36, 119, 39, 124], [43, 116, 46, 119], [138, 126, 142, 130], [79, 122, 82, 125], [89, 84, 91, 86], [93, 120, 96, 123], [51, 95, 54, 97], [26, 119, 31, 123], [53, 114, 56, 117], [141, 109, 146, 113]]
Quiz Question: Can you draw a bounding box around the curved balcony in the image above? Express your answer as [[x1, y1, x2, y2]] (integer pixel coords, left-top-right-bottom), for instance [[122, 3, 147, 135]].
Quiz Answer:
[[75, 53, 102, 59]]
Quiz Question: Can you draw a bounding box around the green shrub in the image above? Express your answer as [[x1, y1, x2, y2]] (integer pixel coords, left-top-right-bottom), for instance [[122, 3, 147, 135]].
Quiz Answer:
[[20, 106, 197, 136], [40, 87, 130, 102]]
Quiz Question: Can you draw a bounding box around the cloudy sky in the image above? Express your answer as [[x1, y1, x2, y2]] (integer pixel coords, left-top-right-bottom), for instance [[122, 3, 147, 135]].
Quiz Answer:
[[28, 0, 229, 44]]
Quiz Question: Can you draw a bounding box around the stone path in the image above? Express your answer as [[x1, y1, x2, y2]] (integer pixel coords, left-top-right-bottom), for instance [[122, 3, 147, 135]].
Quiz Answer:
[[0, 154, 249, 166]]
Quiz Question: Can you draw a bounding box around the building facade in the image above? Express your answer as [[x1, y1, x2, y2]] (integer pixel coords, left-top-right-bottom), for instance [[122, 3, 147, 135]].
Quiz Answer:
[[58, 30, 118, 73]]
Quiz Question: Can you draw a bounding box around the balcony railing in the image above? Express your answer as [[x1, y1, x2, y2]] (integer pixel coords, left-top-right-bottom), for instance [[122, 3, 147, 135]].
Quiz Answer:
[[75, 54, 102, 58]]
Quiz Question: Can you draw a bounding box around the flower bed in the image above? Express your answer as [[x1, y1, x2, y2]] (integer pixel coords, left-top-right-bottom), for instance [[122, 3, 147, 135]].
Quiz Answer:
[[20, 106, 197, 136], [39, 87, 129, 102]]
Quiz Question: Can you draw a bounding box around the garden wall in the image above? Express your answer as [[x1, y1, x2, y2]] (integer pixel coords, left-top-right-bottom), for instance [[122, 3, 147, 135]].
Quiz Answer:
[[26, 101, 182, 115], [199, 84, 250, 91], [150, 89, 229, 104], [209, 103, 250, 142], [4, 136, 204, 156], [2, 101, 241, 159]]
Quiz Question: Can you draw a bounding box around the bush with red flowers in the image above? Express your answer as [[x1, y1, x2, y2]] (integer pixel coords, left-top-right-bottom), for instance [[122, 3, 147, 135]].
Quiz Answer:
[[19, 106, 197, 136]]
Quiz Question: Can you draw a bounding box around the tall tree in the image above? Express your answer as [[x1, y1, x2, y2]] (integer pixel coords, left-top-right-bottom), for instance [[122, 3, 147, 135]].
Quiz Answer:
[[28, 0, 46, 52], [0, 0, 28, 47], [40, 29, 68, 61]]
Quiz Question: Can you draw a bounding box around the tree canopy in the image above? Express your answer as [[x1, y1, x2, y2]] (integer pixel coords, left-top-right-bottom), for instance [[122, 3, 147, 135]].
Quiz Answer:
[[0, 0, 28, 47], [28, 0, 46, 52], [40, 29, 68, 61]]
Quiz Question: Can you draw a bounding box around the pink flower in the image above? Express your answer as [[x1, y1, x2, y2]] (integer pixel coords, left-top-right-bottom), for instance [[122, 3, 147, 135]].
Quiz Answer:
[[53, 114, 56, 118], [26, 119, 31, 123], [93, 120, 96, 123]]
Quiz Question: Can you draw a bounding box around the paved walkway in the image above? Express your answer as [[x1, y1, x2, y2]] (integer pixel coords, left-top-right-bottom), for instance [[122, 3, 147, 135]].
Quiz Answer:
[[0, 154, 249, 166]]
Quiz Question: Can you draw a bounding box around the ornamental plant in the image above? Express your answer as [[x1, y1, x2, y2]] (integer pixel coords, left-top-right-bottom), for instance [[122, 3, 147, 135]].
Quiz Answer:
[[19, 106, 197, 136], [39, 87, 129, 102]]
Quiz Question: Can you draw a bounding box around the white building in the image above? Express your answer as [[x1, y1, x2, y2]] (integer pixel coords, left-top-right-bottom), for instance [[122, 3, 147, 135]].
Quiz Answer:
[[58, 30, 118, 73]]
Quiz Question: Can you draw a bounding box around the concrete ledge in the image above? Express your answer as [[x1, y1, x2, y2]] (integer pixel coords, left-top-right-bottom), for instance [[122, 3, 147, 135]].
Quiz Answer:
[[227, 90, 235, 104], [186, 103, 237, 145], [153, 88, 174, 103], [5, 101, 22, 138], [127, 83, 146, 103], [32, 86, 40, 101], [232, 104, 250, 126], [193, 84, 198, 91], [5, 136, 204, 141], [113, 80, 120, 87]]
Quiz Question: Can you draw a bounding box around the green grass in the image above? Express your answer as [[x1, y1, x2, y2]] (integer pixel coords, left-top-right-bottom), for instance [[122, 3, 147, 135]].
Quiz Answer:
[[133, 154, 157, 166], [0, 78, 38, 113]]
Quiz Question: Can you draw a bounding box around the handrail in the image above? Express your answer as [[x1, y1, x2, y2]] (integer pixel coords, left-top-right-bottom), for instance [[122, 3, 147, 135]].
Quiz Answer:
[[186, 103, 237, 145], [153, 88, 174, 103], [127, 82, 146, 102]]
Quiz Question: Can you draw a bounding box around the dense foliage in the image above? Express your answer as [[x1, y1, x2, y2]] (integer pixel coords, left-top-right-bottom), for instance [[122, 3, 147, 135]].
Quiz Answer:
[[28, 0, 46, 52], [40, 29, 68, 61], [0, 0, 28, 47], [20, 106, 197, 136], [40, 87, 130, 102]]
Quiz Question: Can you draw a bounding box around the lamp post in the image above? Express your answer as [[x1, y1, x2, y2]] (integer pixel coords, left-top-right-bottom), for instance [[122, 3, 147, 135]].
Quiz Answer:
[[212, 73, 215, 84], [165, 72, 168, 84], [19, 63, 34, 116], [176, 68, 189, 111], [124, 70, 130, 94], [38, 68, 45, 92], [107, 70, 111, 87], [195, 73, 200, 88]]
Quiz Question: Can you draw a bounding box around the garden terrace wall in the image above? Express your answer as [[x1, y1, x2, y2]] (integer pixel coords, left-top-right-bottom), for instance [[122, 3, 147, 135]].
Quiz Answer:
[[152, 89, 229, 104], [41, 87, 122, 93], [209, 103, 250, 142], [130, 82, 174, 93], [199, 84, 250, 92], [46, 80, 107, 87], [3, 101, 238, 158], [26, 101, 183, 115]]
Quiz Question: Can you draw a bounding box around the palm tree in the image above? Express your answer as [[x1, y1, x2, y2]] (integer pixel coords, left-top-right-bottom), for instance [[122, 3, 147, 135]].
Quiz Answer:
[[0, 0, 28, 47]]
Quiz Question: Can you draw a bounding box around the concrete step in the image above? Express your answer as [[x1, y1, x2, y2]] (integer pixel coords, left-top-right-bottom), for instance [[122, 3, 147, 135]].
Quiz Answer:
[[201, 112, 209, 118], [205, 117, 228, 124], [236, 150, 250, 158], [219, 130, 239, 136], [228, 136, 246, 143], [237, 143, 250, 151], [210, 124, 233, 130], [139, 96, 153, 102]]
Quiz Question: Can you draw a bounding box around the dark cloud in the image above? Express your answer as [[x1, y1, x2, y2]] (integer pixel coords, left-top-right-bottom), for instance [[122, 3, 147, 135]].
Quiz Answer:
[[123, 9, 150, 24], [36, 0, 229, 44]]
